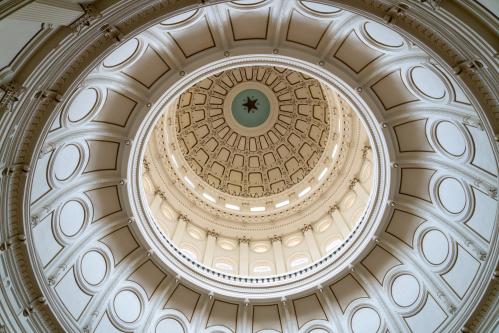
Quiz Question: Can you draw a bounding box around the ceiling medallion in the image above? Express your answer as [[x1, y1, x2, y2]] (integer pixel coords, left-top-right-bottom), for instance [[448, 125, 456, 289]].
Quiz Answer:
[[232, 88, 270, 127]]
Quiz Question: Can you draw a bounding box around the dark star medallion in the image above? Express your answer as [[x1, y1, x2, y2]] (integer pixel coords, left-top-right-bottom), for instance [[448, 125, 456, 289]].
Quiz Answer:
[[242, 96, 258, 113]]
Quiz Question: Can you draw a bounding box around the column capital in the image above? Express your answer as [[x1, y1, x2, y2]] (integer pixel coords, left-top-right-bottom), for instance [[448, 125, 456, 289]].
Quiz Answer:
[[361, 145, 371, 159], [301, 224, 313, 233], [349, 177, 360, 190], [270, 235, 282, 243], [238, 237, 250, 244], [154, 189, 166, 200], [143, 159, 151, 172], [178, 214, 190, 224], [207, 230, 219, 238], [329, 204, 340, 214]]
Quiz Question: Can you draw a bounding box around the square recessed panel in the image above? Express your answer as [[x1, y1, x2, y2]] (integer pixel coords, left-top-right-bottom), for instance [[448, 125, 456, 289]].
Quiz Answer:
[[371, 70, 418, 110], [229, 7, 270, 40], [122, 47, 170, 88], [286, 10, 332, 49], [334, 31, 382, 73], [168, 17, 215, 57]]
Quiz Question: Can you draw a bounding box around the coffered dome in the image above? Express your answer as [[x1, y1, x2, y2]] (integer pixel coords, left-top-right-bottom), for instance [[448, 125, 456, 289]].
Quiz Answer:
[[173, 66, 330, 198]]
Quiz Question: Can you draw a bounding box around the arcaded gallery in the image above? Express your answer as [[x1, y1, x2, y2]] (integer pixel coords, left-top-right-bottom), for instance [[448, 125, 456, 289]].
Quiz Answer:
[[0, 0, 497, 332]]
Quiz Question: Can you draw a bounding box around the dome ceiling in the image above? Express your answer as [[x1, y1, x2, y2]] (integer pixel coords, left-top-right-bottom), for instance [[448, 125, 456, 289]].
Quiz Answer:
[[0, 1, 497, 333], [141, 63, 372, 277], [174, 66, 330, 198]]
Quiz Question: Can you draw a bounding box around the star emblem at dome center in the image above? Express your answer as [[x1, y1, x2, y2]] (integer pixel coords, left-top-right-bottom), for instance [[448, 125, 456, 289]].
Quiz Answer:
[[242, 96, 259, 113]]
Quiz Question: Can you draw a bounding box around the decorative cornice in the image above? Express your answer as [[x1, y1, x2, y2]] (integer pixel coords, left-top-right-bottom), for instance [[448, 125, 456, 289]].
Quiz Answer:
[[465, 272, 499, 331]]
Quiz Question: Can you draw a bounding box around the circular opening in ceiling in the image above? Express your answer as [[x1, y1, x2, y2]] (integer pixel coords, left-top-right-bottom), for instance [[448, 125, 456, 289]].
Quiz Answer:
[[231, 88, 270, 128], [131, 55, 388, 299]]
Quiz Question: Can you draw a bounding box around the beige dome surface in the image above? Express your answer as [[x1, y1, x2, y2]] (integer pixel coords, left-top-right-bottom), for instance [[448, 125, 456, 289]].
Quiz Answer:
[[174, 66, 330, 198]]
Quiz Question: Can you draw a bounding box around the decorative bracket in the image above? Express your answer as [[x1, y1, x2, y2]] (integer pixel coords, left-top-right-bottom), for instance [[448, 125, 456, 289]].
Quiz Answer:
[[33, 89, 62, 102], [0, 81, 24, 117], [70, 4, 101, 34], [453, 59, 485, 75], [384, 4, 408, 24], [418, 0, 442, 10], [100, 24, 123, 42]]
